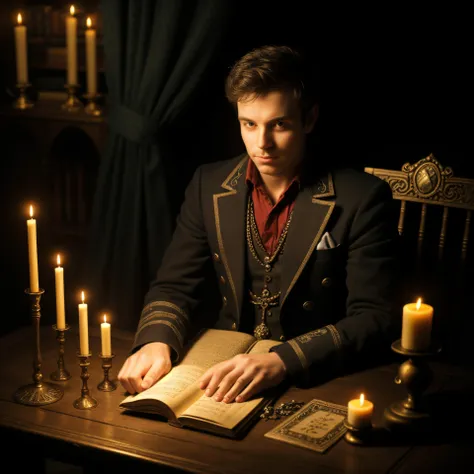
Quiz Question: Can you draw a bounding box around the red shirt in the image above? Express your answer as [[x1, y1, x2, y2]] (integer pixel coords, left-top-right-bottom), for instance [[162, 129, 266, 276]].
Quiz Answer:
[[245, 159, 299, 255]]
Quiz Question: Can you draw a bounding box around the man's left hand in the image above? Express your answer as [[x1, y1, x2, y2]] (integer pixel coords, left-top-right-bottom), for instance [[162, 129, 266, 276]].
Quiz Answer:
[[198, 352, 287, 403]]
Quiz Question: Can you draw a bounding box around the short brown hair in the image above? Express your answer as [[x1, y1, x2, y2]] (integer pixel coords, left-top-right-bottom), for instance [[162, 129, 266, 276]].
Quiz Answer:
[[225, 45, 319, 117]]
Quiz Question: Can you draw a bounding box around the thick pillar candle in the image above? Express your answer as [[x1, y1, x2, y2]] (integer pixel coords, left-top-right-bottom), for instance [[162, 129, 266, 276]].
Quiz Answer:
[[78, 291, 89, 355], [27, 205, 39, 292], [347, 393, 373, 429], [65, 5, 78, 85], [100, 314, 112, 356], [55, 254, 66, 330], [14, 14, 28, 84], [85, 17, 97, 94], [401, 298, 433, 352]]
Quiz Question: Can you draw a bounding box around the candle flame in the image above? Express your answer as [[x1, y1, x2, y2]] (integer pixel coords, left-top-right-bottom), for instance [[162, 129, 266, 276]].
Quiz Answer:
[[86, 17, 91, 28], [70, 5, 75, 16], [416, 298, 422, 310], [17, 13, 22, 25], [360, 393, 365, 406], [29, 205, 34, 218], [81, 291, 85, 303], [103, 314, 107, 323], [57, 254, 61, 266]]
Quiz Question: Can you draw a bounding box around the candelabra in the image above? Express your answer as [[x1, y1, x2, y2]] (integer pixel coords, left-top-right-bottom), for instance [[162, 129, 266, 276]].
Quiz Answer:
[[13, 83, 34, 110], [97, 353, 117, 391], [384, 339, 441, 433], [73, 352, 98, 410], [50, 324, 71, 381], [14, 289, 63, 406], [83, 92, 103, 116], [61, 84, 82, 111]]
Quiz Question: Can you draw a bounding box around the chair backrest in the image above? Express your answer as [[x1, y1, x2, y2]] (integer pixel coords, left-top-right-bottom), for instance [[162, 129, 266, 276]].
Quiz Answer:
[[365, 153, 474, 262]]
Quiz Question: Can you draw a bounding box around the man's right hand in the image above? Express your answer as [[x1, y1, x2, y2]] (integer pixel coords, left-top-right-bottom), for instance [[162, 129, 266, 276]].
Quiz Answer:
[[118, 342, 172, 394]]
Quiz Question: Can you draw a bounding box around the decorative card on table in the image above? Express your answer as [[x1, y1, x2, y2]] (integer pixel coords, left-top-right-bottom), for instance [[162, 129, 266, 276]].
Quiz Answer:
[[264, 399, 348, 453]]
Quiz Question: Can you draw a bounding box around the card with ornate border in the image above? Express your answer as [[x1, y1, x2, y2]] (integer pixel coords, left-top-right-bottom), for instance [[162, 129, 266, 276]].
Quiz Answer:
[[264, 399, 348, 453]]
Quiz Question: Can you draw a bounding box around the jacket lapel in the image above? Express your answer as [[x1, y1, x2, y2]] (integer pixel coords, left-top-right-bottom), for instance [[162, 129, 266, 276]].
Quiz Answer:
[[280, 172, 336, 308], [213, 156, 248, 322]]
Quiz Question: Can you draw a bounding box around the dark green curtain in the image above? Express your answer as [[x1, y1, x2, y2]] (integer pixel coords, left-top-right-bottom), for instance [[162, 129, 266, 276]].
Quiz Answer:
[[88, 0, 233, 330]]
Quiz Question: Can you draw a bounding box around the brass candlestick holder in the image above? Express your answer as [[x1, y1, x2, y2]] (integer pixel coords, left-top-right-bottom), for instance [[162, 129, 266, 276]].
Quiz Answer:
[[73, 352, 98, 410], [384, 339, 441, 433], [97, 353, 117, 391], [50, 324, 71, 381], [62, 84, 82, 111], [13, 83, 34, 110], [83, 92, 103, 116], [14, 289, 63, 406], [344, 419, 374, 445]]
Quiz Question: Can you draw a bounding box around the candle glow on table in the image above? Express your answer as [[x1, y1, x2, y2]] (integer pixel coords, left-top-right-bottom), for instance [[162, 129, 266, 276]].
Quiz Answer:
[[14, 13, 28, 84], [27, 205, 39, 292], [55, 254, 66, 330], [100, 314, 112, 356], [347, 393, 373, 429], [65, 5, 78, 85], [401, 298, 433, 352], [85, 17, 97, 94], [78, 291, 89, 355]]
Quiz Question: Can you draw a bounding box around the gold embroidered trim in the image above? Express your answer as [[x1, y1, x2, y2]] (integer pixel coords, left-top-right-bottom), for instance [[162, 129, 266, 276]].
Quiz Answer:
[[139, 311, 186, 333], [296, 328, 329, 343], [312, 172, 335, 199], [142, 301, 189, 322], [137, 320, 184, 347], [281, 200, 335, 307], [326, 324, 342, 349], [288, 339, 309, 371]]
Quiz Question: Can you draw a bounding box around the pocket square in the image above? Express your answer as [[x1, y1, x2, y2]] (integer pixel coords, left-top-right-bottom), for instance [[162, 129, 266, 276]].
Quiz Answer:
[[317, 232, 337, 250]]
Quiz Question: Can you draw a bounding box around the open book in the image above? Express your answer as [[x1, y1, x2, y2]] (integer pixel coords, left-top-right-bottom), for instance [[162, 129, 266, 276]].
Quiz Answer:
[[119, 328, 282, 439]]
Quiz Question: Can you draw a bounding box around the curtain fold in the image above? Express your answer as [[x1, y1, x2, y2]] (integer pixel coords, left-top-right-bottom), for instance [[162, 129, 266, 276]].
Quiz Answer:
[[87, 0, 233, 330]]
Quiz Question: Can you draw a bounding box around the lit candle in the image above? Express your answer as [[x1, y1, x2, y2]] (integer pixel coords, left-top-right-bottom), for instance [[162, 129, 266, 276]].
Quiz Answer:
[[85, 17, 97, 95], [26, 205, 39, 292], [100, 314, 112, 356], [347, 393, 373, 429], [65, 5, 78, 85], [14, 13, 28, 84], [55, 254, 66, 330], [401, 298, 433, 352], [78, 291, 89, 355]]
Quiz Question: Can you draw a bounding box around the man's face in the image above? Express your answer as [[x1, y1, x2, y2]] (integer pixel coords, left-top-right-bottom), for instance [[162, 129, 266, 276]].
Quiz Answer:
[[237, 90, 317, 181]]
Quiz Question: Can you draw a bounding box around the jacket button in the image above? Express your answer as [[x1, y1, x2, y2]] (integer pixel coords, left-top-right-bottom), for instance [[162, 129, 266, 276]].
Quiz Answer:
[[321, 277, 332, 288], [219, 275, 226, 285], [279, 335, 286, 341], [303, 301, 315, 311], [231, 322, 237, 330], [223, 296, 227, 306], [213, 253, 220, 262]]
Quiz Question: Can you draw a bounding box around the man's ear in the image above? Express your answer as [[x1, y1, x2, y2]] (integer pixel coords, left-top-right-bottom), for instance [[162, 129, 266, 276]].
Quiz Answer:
[[304, 104, 319, 133]]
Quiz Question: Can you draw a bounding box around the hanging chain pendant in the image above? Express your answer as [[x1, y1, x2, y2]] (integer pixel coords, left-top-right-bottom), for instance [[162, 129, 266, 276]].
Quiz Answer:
[[254, 322, 271, 340]]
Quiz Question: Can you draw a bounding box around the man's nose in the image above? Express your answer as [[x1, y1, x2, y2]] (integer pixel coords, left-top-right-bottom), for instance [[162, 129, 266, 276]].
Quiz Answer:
[[257, 128, 273, 149]]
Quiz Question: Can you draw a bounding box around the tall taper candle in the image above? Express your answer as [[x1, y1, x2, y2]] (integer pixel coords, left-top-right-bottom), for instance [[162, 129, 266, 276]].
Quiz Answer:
[[14, 13, 28, 84], [27, 205, 39, 292], [78, 291, 89, 355], [65, 5, 78, 85], [55, 254, 66, 330], [85, 17, 97, 94], [100, 314, 111, 356]]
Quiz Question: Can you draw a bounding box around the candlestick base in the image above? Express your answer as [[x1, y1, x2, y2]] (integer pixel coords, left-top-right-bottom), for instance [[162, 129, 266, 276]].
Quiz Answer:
[[384, 339, 441, 434], [73, 352, 98, 410], [13, 83, 34, 110], [50, 324, 71, 381], [343, 419, 374, 445], [83, 93, 103, 117], [62, 84, 83, 111], [97, 353, 117, 391]]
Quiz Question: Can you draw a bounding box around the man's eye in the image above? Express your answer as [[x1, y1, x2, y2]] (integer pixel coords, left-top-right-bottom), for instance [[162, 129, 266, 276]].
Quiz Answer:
[[245, 122, 255, 128], [274, 121, 286, 129]]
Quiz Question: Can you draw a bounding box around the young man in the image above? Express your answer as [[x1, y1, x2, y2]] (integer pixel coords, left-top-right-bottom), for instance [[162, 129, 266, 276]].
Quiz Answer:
[[118, 45, 399, 403]]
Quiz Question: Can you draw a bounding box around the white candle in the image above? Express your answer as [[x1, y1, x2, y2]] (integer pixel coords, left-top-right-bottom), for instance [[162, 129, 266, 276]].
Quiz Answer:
[[85, 17, 97, 94], [100, 314, 112, 356], [14, 13, 28, 84], [78, 291, 89, 355], [65, 5, 78, 85], [401, 298, 433, 352], [27, 205, 39, 292], [55, 254, 66, 330], [347, 393, 373, 429]]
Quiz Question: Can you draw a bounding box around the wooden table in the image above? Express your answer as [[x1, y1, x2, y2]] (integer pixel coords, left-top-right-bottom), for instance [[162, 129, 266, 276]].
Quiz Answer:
[[1, 324, 473, 474]]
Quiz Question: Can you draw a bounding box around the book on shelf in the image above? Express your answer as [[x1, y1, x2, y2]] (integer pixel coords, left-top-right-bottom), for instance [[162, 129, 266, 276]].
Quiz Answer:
[[119, 328, 282, 439]]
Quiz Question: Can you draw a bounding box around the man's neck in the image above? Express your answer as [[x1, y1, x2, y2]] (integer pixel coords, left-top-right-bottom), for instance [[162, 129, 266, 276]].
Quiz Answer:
[[260, 174, 295, 205]]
